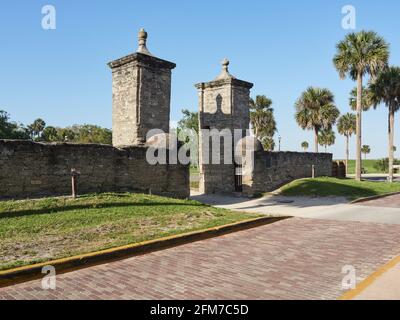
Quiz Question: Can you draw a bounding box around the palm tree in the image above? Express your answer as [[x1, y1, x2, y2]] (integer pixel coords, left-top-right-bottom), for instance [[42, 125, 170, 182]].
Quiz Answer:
[[301, 141, 309, 151], [361, 145, 371, 159], [349, 87, 373, 111], [369, 66, 400, 182], [295, 87, 340, 152], [250, 95, 277, 151], [337, 113, 356, 174], [318, 129, 336, 152], [333, 31, 389, 181], [29, 118, 46, 140]]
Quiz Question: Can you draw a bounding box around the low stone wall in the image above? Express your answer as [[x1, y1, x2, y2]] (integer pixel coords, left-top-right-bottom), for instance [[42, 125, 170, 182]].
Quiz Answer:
[[243, 151, 332, 195], [0, 140, 189, 200]]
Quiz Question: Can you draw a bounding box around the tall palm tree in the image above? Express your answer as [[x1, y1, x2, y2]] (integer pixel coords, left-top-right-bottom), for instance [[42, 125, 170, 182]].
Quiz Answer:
[[369, 66, 400, 182], [337, 113, 356, 174], [318, 129, 336, 152], [295, 87, 340, 152], [333, 31, 389, 181], [250, 95, 277, 151], [361, 145, 371, 160]]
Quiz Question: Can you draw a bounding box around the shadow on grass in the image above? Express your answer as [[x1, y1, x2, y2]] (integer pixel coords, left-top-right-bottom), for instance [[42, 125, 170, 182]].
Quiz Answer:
[[0, 201, 204, 220], [280, 179, 381, 199]]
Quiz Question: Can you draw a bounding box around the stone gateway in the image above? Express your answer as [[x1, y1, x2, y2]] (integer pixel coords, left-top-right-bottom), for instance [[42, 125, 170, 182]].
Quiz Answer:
[[0, 29, 332, 200], [196, 60, 332, 195]]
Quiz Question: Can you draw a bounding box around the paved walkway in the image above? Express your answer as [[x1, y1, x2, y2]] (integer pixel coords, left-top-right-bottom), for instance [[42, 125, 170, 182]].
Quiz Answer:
[[1, 217, 400, 300], [191, 192, 400, 224], [347, 174, 400, 182], [358, 193, 400, 208]]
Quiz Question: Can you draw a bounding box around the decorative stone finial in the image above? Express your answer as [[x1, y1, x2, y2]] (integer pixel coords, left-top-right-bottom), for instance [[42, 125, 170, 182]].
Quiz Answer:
[[137, 28, 152, 56], [222, 58, 229, 70], [215, 58, 235, 80]]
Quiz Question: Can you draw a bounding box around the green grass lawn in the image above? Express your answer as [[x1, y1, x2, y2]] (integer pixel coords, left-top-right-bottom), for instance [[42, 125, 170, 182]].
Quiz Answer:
[[190, 166, 199, 175], [280, 177, 400, 199], [343, 159, 383, 174], [190, 166, 200, 190], [0, 193, 261, 271]]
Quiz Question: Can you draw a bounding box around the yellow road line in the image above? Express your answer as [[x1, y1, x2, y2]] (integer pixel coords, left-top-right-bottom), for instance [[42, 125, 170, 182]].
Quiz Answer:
[[339, 255, 400, 300]]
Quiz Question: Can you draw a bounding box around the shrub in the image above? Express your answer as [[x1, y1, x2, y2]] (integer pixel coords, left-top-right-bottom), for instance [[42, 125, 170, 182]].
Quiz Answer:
[[373, 158, 400, 173]]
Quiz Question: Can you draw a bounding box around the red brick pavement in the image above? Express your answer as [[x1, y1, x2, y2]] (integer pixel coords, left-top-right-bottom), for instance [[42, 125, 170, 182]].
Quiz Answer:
[[358, 193, 400, 208], [1, 217, 400, 300]]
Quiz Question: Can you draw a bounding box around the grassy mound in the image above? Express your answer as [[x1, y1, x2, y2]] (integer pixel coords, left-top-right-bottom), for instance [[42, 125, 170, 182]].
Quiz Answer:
[[280, 177, 400, 199]]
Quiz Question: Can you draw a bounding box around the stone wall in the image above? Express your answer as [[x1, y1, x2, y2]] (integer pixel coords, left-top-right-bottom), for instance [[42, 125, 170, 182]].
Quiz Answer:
[[243, 151, 332, 195], [0, 140, 189, 200]]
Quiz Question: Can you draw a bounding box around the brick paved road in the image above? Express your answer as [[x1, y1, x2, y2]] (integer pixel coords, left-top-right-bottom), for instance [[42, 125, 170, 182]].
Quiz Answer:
[[1, 217, 400, 300], [358, 193, 400, 208]]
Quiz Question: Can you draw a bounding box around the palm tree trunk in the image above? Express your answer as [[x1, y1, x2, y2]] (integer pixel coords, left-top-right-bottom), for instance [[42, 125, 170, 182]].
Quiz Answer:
[[355, 73, 363, 181], [314, 127, 319, 153], [388, 105, 395, 183], [345, 135, 349, 176]]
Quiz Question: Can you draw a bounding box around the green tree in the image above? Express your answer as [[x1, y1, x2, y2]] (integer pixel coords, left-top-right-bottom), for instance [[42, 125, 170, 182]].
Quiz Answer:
[[177, 109, 199, 167], [177, 109, 199, 134], [70, 124, 112, 144], [369, 66, 400, 182], [295, 87, 340, 152], [373, 158, 400, 173], [318, 129, 336, 152], [250, 95, 277, 151], [333, 30, 389, 181], [337, 113, 356, 174], [0, 110, 29, 139], [260, 136, 275, 151], [349, 87, 373, 111], [57, 128, 76, 142], [361, 145, 371, 159], [301, 141, 309, 151], [41, 126, 59, 142], [29, 118, 46, 140]]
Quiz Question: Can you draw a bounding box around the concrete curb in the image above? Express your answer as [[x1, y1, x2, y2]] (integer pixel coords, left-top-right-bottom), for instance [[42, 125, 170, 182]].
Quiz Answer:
[[0, 216, 289, 288], [350, 191, 400, 204]]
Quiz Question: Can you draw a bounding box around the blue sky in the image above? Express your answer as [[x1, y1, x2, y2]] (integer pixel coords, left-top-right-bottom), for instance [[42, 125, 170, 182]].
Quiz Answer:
[[1, 0, 399, 159]]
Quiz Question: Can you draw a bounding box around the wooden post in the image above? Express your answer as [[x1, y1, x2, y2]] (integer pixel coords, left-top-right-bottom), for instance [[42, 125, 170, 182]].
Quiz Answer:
[[71, 168, 80, 199], [312, 165, 315, 179]]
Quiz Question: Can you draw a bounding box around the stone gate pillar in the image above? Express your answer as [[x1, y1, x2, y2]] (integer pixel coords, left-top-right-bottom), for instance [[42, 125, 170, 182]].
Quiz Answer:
[[195, 59, 253, 194], [108, 29, 176, 147]]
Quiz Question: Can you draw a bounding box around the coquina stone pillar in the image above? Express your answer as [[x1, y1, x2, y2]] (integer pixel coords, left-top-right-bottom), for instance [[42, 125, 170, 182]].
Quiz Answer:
[[195, 59, 253, 194], [108, 29, 176, 147]]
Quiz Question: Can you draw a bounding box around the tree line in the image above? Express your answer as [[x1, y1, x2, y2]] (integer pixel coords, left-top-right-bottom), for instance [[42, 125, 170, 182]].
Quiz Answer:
[[0, 110, 112, 145], [295, 30, 399, 182]]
